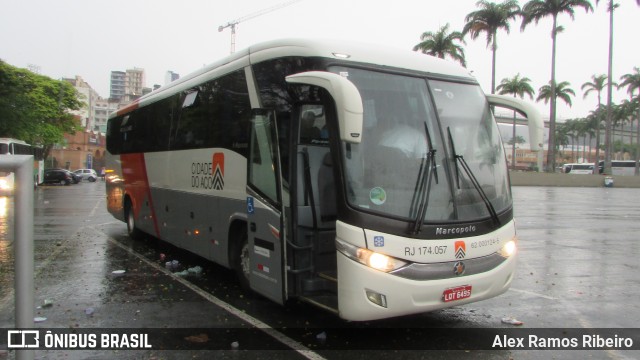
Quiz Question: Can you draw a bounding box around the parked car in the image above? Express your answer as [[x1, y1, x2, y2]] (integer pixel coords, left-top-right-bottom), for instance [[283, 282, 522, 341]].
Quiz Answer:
[[42, 169, 74, 185], [43, 169, 81, 184], [73, 168, 98, 182], [65, 169, 82, 184]]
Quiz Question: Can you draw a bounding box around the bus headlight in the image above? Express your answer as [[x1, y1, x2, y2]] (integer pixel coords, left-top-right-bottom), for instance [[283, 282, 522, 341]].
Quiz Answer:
[[336, 239, 407, 272], [498, 239, 517, 258], [0, 179, 10, 190]]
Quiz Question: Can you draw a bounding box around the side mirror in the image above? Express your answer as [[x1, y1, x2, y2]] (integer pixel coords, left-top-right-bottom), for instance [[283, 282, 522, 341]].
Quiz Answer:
[[286, 71, 363, 144], [486, 94, 544, 151]]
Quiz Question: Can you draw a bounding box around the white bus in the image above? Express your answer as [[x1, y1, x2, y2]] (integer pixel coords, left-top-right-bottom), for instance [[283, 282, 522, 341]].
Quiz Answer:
[[598, 160, 639, 176], [0, 138, 44, 194], [105, 39, 543, 321]]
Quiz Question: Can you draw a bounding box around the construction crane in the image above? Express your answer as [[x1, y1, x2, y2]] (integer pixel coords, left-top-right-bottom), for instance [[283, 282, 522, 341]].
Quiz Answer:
[[218, 0, 302, 54]]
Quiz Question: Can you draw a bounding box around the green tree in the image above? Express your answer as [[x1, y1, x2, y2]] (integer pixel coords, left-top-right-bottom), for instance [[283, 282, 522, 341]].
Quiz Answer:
[[0, 61, 82, 158], [462, 0, 521, 94], [521, 0, 594, 172], [619, 67, 640, 175], [413, 23, 467, 67], [496, 73, 535, 170]]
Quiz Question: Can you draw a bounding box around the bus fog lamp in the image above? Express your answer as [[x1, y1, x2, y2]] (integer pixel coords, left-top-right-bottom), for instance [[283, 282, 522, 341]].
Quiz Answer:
[[365, 289, 387, 308], [499, 240, 516, 257]]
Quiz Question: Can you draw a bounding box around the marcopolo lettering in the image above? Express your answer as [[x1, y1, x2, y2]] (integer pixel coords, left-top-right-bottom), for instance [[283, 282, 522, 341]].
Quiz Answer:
[[435, 225, 477, 236]]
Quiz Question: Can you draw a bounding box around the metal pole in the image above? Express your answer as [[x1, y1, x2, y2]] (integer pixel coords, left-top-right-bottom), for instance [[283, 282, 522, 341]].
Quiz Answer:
[[0, 155, 34, 360]]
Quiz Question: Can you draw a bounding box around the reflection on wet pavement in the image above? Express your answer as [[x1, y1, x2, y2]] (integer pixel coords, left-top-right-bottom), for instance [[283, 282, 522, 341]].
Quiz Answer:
[[2, 183, 640, 359]]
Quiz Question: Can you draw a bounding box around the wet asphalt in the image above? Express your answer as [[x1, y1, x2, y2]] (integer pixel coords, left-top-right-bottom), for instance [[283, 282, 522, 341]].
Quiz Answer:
[[1, 181, 640, 359]]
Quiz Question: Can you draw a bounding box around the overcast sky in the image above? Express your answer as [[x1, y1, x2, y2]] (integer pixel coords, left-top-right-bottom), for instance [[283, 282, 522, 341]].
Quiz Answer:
[[1, 0, 638, 120]]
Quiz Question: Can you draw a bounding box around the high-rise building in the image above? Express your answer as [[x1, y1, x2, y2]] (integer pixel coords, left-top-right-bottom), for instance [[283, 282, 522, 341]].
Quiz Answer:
[[109, 71, 126, 101], [64, 75, 101, 130], [110, 68, 146, 102], [65, 75, 119, 132], [125, 67, 145, 97]]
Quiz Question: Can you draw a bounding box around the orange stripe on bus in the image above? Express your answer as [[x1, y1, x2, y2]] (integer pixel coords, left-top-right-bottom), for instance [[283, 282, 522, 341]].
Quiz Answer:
[[116, 101, 140, 116], [120, 153, 160, 237]]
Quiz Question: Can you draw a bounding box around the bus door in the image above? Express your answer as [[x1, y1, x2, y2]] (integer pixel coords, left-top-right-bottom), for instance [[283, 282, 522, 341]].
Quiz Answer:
[[292, 104, 339, 296], [246, 109, 287, 304], [283, 72, 364, 310]]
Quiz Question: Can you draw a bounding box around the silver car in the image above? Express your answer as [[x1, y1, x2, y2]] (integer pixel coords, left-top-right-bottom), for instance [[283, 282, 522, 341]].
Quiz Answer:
[[73, 169, 98, 182]]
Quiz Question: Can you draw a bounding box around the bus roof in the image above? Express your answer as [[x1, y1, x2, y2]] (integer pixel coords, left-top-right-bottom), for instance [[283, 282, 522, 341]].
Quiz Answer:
[[112, 38, 475, 118], [0, 138, 28, 145]]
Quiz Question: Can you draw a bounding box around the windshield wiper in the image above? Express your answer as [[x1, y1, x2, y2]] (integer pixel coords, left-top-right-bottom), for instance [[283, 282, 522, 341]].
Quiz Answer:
[[447, 127, 500, 226], [410, 122, 438, 235]]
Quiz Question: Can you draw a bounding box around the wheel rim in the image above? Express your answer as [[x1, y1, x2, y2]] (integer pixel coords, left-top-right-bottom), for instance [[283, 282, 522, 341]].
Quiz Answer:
[[239, 241, 250, 281], [127, 209, 135, 235]]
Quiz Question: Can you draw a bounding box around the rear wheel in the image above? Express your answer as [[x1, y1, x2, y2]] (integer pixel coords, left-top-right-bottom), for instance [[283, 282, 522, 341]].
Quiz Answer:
[[88, 176, 96, 182], [125, 200, 143, 240]]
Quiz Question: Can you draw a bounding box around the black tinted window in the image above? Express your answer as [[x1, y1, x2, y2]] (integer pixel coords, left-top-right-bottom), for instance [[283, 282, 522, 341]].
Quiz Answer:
[[106, 69, 251, 156]]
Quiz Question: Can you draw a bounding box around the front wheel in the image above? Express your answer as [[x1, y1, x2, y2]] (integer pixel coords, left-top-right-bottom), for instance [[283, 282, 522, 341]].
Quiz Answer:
[[233, 231, 251, 291], [125, 201, 143, 240]]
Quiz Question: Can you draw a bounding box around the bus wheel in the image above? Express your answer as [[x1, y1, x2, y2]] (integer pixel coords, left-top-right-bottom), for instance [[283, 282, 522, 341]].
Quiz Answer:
[[234, 232, 251, 291], [125, 201, 143, 240]]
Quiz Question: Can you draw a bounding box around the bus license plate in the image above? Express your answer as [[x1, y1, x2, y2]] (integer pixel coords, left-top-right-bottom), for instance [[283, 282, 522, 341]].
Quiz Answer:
[[442, 285, 472, 302]]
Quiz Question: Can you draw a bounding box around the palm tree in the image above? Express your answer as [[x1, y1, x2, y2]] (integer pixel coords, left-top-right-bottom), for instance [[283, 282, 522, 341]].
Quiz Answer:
[[496, 74, 535, 170], [619, 67, 640, 175], [581, 74, 610, 169], [555, 121, 572, 160], [557, 119, 576, 161], [611, 103, 629, 159], [537, 80, 576, 107], [521, 0, 594, 172], [576, 118, 595, 162], [462, 0, 521, 94], [586, 107, 606, 166], [596, 1, 640, 174], [413, 24, 467, 67], [537, 80, 576, 166], [596, 0, 619, 175]]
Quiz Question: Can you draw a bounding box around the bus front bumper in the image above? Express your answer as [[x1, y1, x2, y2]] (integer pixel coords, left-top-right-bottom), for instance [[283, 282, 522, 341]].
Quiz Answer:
[[336, 251, 516, 321]]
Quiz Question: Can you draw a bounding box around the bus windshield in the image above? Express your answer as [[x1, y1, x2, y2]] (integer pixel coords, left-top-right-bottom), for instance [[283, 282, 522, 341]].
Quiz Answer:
[[332, 67, 511, 224]]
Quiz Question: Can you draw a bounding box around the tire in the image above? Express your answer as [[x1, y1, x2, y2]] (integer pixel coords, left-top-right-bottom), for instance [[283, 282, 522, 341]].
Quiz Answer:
[[88, 176, 96, 182], [125, 200, 143, 240], [233, 231, 251, 291]]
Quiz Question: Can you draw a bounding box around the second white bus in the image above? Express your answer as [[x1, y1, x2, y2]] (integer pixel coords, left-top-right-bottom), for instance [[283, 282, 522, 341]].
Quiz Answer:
[[0, 138, 44, 194]]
